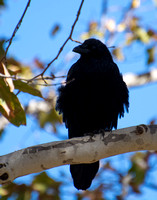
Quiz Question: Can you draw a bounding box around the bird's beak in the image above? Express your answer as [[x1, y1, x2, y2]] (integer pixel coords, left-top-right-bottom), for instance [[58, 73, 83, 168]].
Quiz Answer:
[[73, 44, 90, 54]]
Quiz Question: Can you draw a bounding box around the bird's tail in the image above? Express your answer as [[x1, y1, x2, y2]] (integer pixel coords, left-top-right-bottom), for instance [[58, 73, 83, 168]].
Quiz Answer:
[[70, 161, 99, 190]]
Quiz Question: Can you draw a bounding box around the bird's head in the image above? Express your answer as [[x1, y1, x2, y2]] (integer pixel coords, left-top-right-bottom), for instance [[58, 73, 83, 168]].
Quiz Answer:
[[73, 38, 113, 60]]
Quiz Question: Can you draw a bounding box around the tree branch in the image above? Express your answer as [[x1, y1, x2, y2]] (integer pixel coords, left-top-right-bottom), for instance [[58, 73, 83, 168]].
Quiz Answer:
[[31, 0, 84, 81], [123, 68, 157, 88], [1, 0, 31, 62], [0, 68, 157, 88], [1, 0, 84, 93], [13, 0, 84, 95], [0, 124, 157, 185]]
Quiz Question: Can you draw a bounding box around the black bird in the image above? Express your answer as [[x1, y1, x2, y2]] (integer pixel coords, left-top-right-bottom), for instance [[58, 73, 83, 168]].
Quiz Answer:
[[56, 38, 129, 190]]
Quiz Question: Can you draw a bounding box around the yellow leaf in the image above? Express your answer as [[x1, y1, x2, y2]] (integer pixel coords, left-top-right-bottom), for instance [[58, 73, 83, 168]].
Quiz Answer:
[[131, 0, 140, 8], [0, 98, 10, 116], [0, 62, 14, 92], [135, 27, 150, 43], [117, 23, 126, 32], [0, 79, 26, 126], [112, 48, 124, 61]]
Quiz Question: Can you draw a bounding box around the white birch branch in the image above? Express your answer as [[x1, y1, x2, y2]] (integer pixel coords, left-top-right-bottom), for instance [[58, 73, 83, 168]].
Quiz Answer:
[[123, 68, 157, 88], [0, 124, 157, 185]]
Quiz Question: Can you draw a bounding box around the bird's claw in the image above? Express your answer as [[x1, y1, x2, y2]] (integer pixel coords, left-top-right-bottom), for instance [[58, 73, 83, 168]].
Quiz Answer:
[[84, 132, 95, 137]]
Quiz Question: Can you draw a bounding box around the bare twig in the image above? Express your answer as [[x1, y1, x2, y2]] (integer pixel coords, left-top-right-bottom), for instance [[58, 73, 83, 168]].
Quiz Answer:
[[70, 38, 82, 44], [1, 67, 157, 89], [31, 0, 84, 81], [0, 73, 74, 87], [1, 0, 31, 62], [0, 0, 84, 95], [29, 83, 64, 87], [0, 73, 66, 82]]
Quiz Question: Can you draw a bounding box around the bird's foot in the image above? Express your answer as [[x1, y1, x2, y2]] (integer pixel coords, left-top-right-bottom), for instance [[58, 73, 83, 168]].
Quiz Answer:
[[84, 129, 104, 137], [84, 129, 105, 136], [97, 129, 111, 138], [84, 132, 95, 137], [84, 129, 111, 139], [96, 129, 105, 137]]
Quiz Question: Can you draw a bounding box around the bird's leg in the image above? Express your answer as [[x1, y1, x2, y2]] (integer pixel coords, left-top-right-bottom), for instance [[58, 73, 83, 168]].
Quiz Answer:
[[84, 129, 105, 137], [84, 128, 111, 139], [92, 129, 106, 137], [98, 129, 111, 138], [84, 132, 95, 137], [96, 129, 106, 138]]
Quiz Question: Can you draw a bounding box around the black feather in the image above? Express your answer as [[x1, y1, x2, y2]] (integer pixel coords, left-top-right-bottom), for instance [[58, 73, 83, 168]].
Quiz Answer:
[[56, 38, 129, 190]]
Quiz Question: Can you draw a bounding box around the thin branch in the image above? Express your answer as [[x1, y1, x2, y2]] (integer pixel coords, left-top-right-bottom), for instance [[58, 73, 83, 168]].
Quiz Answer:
[[13, 0, 84, 96], [70, 38, 82, 44], [31, 0, 84, 81], [0, 74, 66, 82], [1, 68, 157, 89], [0, 73, 73, 87], [35, 75, 66, 80], [1, 0, 31, 62], [30, 82, 64, 87], [123, 68, 157, 88]]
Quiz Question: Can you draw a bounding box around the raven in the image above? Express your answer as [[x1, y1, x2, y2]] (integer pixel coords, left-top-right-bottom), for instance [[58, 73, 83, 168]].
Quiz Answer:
[[56, 38, 129, 190]]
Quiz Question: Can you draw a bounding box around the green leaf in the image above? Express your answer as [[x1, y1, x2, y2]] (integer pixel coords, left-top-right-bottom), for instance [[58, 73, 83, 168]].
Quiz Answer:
[[0, 39, 5, 60], [32, 172, 61, 199], [126, 35, 137, 45], [13, 80, 43, 98], [0, 0, 4, 6], [1, 183, 31, 199], [112, 48, 124, 61], [0, 79, 26, 126], [129, 152, 148, 193], [39, 108, 62, 132], [147, 46, 155, 65]]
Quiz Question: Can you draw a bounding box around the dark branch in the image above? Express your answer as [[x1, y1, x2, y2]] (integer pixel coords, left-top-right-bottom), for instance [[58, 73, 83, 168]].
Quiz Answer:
[[15, 0, 84, 95], [1, 0, 31, 62], [31, 0, 84, 81]]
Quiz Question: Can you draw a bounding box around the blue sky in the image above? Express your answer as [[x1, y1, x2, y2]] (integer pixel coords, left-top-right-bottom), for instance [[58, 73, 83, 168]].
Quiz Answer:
[[0, 0, 157, 199]]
